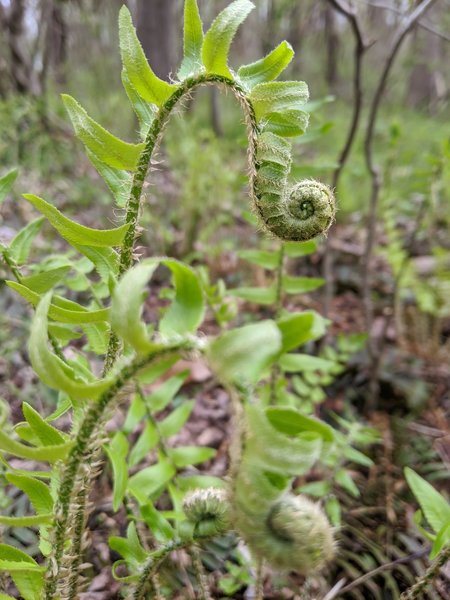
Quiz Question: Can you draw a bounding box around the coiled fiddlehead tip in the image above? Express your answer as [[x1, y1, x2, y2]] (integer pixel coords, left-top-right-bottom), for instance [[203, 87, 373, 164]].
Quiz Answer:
[[253, 130, 336, 242], [257, 179, 336, 242], [183, 488, 230, 537], [238, 494, 335, 575]]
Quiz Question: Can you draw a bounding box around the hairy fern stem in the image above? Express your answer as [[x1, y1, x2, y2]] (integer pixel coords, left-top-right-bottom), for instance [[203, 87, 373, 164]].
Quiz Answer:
[[44, 344, 193, 599], [103, 73, 258, 375], [191, 545, 213, 600], [400, 545, 450, 600], [132, 536, 215, 600]]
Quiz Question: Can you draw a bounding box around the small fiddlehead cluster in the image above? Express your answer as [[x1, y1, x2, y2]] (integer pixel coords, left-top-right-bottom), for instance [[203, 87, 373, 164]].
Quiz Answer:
[[182, 488, 230, 538]]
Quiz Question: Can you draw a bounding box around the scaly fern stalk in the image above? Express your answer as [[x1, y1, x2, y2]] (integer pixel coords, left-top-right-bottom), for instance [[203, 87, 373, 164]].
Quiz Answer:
[[131, 538, 212, 600], [44, 344, 194, 599], [191, 545, 213, 600], [255, 559, 264, 600]]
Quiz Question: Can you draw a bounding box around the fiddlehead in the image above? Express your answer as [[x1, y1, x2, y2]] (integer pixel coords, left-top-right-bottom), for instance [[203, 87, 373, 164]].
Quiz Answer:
[[183, 488, 230, 537], [252, 132, 336, 241], [230, 405, 336, 575]]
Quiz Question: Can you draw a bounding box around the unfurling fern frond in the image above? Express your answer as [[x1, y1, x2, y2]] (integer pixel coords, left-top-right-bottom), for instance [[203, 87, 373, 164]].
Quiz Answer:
[[230, 405, 336, 575]]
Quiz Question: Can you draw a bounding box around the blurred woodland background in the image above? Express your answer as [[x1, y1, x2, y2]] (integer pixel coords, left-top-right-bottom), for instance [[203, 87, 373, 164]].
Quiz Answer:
[[0, 0, 449, 598]]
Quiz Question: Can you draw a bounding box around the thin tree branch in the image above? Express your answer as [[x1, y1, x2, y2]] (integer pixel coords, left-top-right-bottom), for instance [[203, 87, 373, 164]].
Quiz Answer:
[[323, 0, 368, 316], [361, 0, 439, 406], [363, 0, 450, 42]]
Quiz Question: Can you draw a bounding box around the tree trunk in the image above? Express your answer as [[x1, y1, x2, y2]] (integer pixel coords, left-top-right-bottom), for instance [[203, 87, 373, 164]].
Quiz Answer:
[[46, 1, 68, 84], [7, 0, 32, 94], [324, 2, 339, 90], [136, 0, 175, 81], [407, 24, 445, 111]]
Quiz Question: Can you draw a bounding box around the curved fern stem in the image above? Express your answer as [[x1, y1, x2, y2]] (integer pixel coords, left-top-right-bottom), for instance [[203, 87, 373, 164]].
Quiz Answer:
[[103, 73, 258, 374], [132, 536, 215, 600], [43, 344, 193, 599]]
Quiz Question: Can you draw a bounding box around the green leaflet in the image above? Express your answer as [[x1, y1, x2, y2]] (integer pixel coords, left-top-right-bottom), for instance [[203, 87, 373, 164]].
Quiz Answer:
[[82, 322, 110, 355], [111, 258, 204, 350], [282, 275, 325, 294], [8, 217, 45, 264], [111, 260, 159, 354], [238, 41, 294, 90], [5, 473, 53, 514], [140, 501, 175, 543], [277, 311, 328, 353], [256, 131, 292, 168], [28, 293, 113, 400], [128, 460, 176, 501], [109, 523, 149, 566], [229, 286, 276, 305], [244, 404, 324, 475], [284, 240, 318, 257], [6, 281, 109, 324], [265, 407, 335, 443], [279, 353, 334, 373], [72, 244, 118, 281], [121, 70, 155, 138], [159, 259, 205, 337], [0, 514, 52, 526], [62, 94, 144, 170], [23, 194, 129, 248], [136, 354, 179, 385], [159, 400, 195, 437], [250, 81, 309, 119], [22, 402, 66, 446], [146, 371, 189, 412], [405, 467, 450, 535], [0, 169, 18, 205], [335, 469, 360, 498], [325, 496, 341, 527], [238, 249, 280, 270], [264, 109, 309, 137], [431, 522, 450, 559], [202, 0, 254, 78], [0, 545, 44, 600], [86, 149, 132, 208], [21, 266, 70, 294], [105, 432, 129, 511], [208, 320, 281, 384], [0, 430, 71, 463], [118, 7, 177, 106], [179, 0, 204, 79], [128, 421, 158, 468], [168, 446, 216, 468]]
